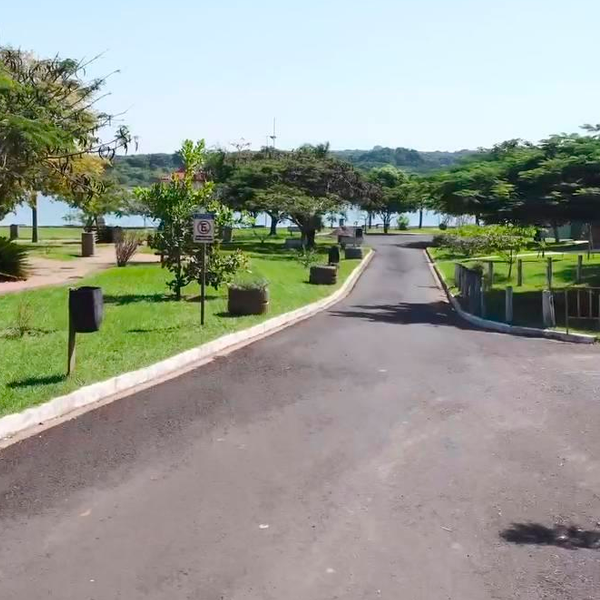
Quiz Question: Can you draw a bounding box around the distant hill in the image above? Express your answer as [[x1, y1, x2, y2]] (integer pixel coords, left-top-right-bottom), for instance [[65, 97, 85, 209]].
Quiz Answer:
[[109, 146, 473, 187], [333, 146, 474, 172]]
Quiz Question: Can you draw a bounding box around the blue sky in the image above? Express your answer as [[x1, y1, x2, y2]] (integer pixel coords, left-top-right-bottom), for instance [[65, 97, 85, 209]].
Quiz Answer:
[[2, 0, 600, 155]]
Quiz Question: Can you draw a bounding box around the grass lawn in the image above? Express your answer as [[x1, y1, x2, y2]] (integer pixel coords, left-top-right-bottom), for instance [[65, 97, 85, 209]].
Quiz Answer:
[[0, 237, 368, 417], [430, 246, 600, 332], [0, 226, 83, 240]]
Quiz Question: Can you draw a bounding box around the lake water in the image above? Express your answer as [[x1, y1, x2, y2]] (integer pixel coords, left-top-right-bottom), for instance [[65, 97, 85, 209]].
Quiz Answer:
[[0, 195, 444, 229]]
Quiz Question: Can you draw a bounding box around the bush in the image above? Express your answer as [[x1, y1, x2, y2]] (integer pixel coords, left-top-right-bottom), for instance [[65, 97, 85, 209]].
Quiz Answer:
[[229, 274, 269, 291], [397, 215, 409, 230], [115, 232, 142, 267], [296, 246, 319, 269], [0, 237, 29, 281], [439, 222, 448, 231]]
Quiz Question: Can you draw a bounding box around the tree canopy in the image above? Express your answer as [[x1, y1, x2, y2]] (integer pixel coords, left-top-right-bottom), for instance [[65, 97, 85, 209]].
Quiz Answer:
[[0, 46, 131, 219], [432, 133, 600, 226]]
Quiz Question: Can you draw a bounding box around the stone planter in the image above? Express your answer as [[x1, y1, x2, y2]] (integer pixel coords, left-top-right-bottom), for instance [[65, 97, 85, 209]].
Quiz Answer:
[[228, 287, 269, 316], [310, 265, 337, 285], [81, 232, 96, 257], [344, 246, 364, 259], [284, 238, 303, 249]]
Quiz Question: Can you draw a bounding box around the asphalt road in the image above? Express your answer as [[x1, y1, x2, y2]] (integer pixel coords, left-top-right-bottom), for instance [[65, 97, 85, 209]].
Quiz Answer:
[[2, 235, 600, 599]]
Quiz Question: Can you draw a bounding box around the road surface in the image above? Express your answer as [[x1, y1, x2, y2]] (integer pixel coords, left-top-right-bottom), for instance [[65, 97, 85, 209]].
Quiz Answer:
[[2, 235, 600, 599]]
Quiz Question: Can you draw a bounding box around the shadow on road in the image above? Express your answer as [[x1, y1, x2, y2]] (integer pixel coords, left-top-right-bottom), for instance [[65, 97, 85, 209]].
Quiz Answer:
[[329, 301, 475, 330], [395, 240, 430, 250], [500, 523, 600, 550]]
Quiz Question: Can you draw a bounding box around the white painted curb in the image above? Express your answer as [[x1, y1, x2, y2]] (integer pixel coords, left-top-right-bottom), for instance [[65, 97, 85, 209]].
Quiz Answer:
[[0, 251, 375, 444], [424, 249, 596, 345]]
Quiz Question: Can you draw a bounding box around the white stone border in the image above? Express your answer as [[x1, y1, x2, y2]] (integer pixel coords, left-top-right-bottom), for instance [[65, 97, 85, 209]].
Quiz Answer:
[[0, 251, 375, 446], [424, 249, 596, 345]]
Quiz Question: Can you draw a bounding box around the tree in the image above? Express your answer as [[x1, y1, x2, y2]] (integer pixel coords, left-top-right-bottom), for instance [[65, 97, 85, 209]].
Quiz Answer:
[[134, 140, 246, 299], [225, 145, 371, 247], [365, 166, 412, 234], [0, 46, 131, 220]]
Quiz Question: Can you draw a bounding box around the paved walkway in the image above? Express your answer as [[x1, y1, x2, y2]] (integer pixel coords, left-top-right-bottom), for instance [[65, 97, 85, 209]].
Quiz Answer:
[[2, 236, 600, 599], [0, 245, 159, 295]]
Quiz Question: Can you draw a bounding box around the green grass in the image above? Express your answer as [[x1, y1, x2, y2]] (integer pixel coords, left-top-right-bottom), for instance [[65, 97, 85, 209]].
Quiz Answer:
[[0, 240, 368, 416], [430, 246, 600, 332], [0, 226, 83, 240]]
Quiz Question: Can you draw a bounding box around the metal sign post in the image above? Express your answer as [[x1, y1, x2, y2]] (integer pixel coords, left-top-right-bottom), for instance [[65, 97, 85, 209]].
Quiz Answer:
[[192, 213, 215, 325]]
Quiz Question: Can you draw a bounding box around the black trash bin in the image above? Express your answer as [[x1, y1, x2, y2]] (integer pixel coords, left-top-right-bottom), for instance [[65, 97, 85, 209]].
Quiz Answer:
[[328, 245, 340, 265], [69, 287, 104, 333]]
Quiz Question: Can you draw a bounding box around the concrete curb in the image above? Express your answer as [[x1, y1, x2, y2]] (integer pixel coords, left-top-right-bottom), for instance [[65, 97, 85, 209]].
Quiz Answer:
[[0, 251, 375, 445], [423, 249, 596, 345]]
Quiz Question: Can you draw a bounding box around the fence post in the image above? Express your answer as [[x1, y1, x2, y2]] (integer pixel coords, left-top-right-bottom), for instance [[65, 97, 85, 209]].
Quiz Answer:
[[546, 257, 553, 289], [487, 261, 494, 290], [542, 290, 556, 328], [454, 263, 460, 289], [517, 259, 523, 287], [480, 279, 486, 318], [505, 286, 513, 324], [577, 255, 583, 284]]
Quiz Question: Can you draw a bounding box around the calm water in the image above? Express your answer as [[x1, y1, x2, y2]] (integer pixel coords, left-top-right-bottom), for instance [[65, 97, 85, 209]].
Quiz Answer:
[[0, 196, 443, 229]]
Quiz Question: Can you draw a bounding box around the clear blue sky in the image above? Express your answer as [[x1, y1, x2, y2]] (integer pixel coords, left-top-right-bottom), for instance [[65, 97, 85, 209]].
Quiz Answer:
[[2, 0, 600, 154]]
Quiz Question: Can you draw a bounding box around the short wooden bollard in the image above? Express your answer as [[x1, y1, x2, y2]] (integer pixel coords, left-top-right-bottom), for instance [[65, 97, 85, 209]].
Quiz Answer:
[[517, 259, 523, 287], [505, 286, 513, 324], [546, 257, 553, 289], [486, 261, 494, 290], [542, 290, 556, 327], [577, 254, 583, 284]]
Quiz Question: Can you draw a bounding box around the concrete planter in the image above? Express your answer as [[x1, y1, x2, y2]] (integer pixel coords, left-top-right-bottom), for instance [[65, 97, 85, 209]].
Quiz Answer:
[[344, 247, 364, 260], [310, 265, 337, 285], [221, 226, 233, 243], [284, 238, 303, 249], [228, 287, 270, 316]]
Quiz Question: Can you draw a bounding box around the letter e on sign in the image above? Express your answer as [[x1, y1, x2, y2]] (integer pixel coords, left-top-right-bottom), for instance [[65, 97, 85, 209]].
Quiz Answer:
[[193, 213, 215, 243]]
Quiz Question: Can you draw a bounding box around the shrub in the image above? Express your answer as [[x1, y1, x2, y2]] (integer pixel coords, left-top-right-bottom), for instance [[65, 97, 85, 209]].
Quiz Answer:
[[296, 246, 319, 269], [229, 274, 269, 291], [14, 299, 34, 337], [0, 237, 29, 281], [115, 231, 142, 267], [439, 222, 448, 231], [397, 215, 410, 230]]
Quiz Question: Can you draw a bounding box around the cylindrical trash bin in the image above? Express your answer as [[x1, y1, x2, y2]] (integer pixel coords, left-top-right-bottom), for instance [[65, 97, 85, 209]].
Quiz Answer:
[[9, 224, 19, 240], [81, 231, 96, 257], [221, 226, 233, 242], [69, 287, 104, 333], [328, 245, 340, 265]]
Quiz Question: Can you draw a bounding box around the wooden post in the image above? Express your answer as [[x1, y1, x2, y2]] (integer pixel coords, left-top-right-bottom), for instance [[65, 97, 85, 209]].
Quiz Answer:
[[505, 286, 513, 324], [200, 243, 206, 326], [577, 255, 583, 284], [546, 257, 553, 289], [487, 261, 494, 290], [480, 279, 486, 318], [542, 290, 556, 328], [67, 297, 76, 376], [517, 259, 523, 287], [565, 290, 570, 334]]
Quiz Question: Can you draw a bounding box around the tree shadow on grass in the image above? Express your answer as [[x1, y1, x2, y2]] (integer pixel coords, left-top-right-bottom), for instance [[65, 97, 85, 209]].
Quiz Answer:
[[0, 327, 56, 340], [8, 374, 66, 388], [104, 293, 173, 305], [500, 523, 600, 550]]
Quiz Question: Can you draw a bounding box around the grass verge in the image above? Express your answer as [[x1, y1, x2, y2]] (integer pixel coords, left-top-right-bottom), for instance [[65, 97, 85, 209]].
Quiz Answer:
[[429, 246, 600, 334], [0, 238, 368, 417]]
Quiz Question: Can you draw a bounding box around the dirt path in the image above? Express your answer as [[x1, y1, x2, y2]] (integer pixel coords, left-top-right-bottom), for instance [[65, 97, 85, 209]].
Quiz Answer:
[[0, 245, 159, 295]]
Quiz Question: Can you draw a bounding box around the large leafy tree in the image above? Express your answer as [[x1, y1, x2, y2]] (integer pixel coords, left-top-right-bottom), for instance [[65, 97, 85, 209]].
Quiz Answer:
[[224, 144, 372, 246], [0, 46, 131, 221], [433, 133, 600, 234], [364, 166, 413, 233]]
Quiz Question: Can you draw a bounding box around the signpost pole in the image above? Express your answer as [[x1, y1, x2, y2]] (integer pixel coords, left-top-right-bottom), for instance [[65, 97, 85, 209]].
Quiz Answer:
[[201, 243, 206, 326]]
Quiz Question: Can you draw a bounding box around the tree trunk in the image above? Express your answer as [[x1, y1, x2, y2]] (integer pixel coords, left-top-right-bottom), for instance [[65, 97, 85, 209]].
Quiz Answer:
[[552, 222, 560, 244], [303, 229, 317, 248], [268, 212, 279, 236], [31, 192, 38, 243], [475, 214, 480, 226], [418, 208, 423, 229], [368, 212, 373, 229]]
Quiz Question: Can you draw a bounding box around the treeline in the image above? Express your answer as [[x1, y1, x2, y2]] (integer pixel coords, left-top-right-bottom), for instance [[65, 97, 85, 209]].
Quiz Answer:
[[108, 146, 473, 188], [333, 146, 473, 172]]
